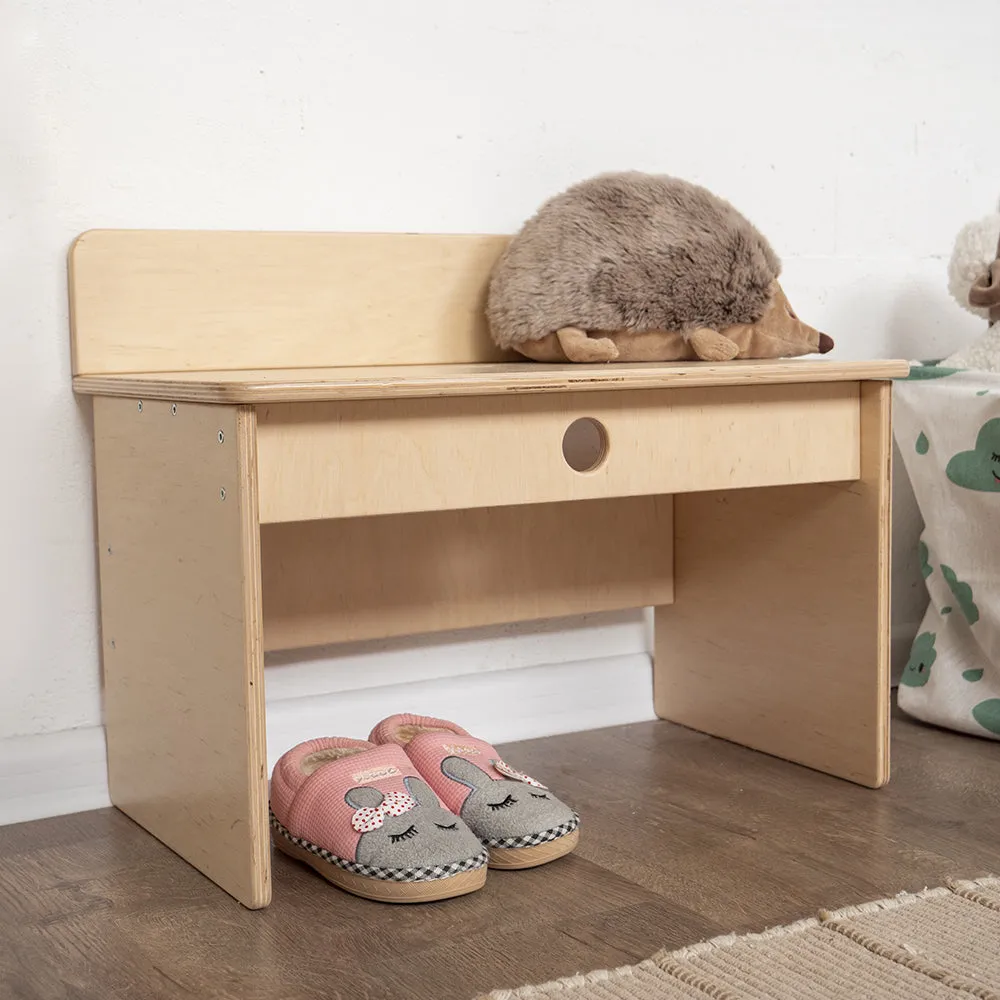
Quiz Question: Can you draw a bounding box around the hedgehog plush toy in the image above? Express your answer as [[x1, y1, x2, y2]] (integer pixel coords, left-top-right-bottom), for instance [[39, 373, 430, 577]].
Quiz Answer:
[[487, 172, 832, 363]]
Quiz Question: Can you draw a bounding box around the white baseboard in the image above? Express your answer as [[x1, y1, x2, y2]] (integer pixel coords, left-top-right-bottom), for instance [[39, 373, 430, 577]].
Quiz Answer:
[[266, 652, 655, 768], [0, 726, 112, 825], [263, 608, 651, 699], [0, 613, 655, 826]]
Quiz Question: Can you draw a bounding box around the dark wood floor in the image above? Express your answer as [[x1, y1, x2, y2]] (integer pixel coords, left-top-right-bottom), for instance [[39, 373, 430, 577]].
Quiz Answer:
[[1, 709, 998, 1000]]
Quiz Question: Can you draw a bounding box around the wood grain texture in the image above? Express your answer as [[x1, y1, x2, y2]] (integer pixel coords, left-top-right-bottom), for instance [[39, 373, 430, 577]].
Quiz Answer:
[[260, 496, 673, 651], [653, 381, 893, 787], [1, 713, 997, 1000], [69, 230, 513, 374], [72, 358, 911, 403], [92, 397, 270, 908], [256, 383, 861, 523]]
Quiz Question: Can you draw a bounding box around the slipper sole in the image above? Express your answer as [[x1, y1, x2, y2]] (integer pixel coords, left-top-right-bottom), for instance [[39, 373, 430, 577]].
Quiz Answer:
[[273, 835, 487, 903], [487, 827, 580, 870]]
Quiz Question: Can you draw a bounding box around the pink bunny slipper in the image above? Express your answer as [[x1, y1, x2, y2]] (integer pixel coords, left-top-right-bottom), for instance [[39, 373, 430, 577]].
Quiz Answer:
[[269, 737, 487, 902], [369, 715, 580, 870]]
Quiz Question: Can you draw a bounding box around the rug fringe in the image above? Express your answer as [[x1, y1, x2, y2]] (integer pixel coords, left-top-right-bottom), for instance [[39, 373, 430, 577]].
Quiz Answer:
[[472, 960, 658, 1000], [653, 916, 819, 963], [818, 884, 951, 921]]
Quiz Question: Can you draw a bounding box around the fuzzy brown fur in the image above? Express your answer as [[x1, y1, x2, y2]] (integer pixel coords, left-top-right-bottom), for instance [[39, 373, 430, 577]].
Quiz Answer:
[[487, 171, 782, 350]]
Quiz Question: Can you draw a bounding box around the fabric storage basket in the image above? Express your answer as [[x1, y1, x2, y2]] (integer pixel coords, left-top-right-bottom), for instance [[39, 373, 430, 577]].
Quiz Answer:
[[894, 364, 1000, 740]]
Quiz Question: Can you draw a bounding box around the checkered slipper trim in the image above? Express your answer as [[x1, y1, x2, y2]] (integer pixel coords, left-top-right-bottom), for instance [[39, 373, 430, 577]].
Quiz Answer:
[[481, 812, 580, 850], [269, 809, 488, 883]]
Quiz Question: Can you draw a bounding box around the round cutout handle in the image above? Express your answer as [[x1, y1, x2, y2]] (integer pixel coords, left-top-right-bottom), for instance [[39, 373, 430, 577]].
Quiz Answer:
[[562, 418, 608, 473]]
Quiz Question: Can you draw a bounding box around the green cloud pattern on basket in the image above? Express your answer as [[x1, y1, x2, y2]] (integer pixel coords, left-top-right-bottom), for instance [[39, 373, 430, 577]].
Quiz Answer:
[[962, 669, 984, 682], [918, 541, 933, 580], [940, 565, 979, 625], [915, 432, 929, 454], [946, 419, 1000, 492], [903, 364, 962, 380], [941, 606, 952, 615], [971, 699, 1000, 735], [900, 632, 936, 688]]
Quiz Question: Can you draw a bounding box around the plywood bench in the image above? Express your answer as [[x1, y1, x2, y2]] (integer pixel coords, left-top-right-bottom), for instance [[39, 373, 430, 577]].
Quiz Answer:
[[70, 230, 908, 908]]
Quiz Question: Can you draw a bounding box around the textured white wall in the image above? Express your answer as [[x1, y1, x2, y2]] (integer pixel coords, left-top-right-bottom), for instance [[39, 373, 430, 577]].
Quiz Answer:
[[1, 2, 996, 784]]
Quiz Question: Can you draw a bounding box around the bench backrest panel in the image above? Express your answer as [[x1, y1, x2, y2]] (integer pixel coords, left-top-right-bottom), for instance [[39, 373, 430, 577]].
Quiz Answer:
[[69, 230, 513, 374]]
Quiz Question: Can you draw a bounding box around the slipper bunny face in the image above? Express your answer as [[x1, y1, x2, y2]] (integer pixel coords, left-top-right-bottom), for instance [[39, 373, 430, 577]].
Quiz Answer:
[[344, 776, 482, 868], [441, 756, 575, 840]]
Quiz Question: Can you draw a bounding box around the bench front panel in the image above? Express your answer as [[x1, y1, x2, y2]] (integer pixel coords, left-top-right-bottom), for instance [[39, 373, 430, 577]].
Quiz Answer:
[[255, 382, 862, 523]]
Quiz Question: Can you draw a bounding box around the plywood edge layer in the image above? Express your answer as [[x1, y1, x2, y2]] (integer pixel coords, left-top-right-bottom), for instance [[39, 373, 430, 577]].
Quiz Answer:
[[861, 381, 893, 786], [260, 497, 673, 651], [73, 360, 909, 402]]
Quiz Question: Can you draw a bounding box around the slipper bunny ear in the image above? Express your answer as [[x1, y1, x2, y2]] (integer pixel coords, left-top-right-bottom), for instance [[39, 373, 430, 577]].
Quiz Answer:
[[441, 756, 493, 790], [344, 785, 385, 809], [402, 775, 439, 807]]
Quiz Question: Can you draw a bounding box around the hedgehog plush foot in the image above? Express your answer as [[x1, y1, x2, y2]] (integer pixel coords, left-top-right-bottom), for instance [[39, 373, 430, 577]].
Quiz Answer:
[[556, 327, 619, 363], [688, 327, 740, 362]]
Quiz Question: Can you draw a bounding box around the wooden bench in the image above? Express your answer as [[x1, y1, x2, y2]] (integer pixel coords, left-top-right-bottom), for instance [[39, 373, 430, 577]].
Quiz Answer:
[[70, 230, 908, 908]]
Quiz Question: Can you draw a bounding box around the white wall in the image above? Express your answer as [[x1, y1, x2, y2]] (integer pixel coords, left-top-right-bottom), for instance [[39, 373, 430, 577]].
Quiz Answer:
[[2, 0, 996, 822]]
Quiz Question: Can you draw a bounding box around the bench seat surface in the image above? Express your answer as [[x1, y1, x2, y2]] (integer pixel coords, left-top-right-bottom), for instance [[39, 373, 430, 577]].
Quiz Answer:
[[73, 358, 909, 404]]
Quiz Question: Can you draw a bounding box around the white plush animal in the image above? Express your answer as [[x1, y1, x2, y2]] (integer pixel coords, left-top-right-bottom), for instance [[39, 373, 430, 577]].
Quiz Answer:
[[942, 207, 1000, 371]]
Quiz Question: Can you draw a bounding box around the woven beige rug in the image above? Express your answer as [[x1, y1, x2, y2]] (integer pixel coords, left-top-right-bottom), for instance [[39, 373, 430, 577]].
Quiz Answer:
[[479, 877, 1000, 1000]]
